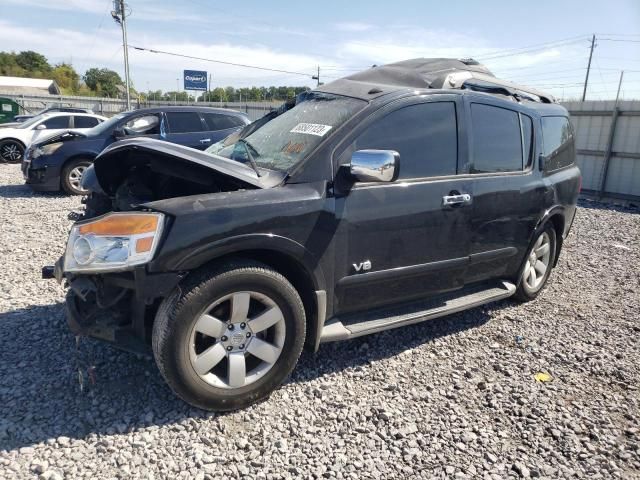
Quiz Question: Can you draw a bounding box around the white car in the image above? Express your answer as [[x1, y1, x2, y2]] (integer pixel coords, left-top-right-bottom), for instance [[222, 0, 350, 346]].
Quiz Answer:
[[0, 112, 106, 163]]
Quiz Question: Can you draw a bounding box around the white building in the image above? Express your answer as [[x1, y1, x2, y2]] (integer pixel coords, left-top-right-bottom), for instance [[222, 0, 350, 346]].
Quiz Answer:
[[0, 76, 61, 95]]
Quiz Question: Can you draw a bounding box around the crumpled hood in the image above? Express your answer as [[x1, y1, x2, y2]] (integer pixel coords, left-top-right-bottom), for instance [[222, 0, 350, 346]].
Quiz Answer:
[[93, 137, 286, 195], [32, 129, 88, 146]]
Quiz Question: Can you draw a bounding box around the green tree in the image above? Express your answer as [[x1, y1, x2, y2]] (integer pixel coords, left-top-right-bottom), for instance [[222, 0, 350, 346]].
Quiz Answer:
[[51, 63, 80, 93], [15, 50, 51, 76], [83, 68, 124, 97]]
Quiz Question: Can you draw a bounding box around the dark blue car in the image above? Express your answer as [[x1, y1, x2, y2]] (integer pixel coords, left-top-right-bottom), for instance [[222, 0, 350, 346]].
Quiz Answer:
[[22, 106, 250, 194]]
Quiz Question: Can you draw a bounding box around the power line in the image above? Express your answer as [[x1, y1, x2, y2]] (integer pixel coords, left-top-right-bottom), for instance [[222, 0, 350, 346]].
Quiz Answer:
[[598, 38, 640, 43], [129, 45, 314, 78], [475, 36, 590, 61]]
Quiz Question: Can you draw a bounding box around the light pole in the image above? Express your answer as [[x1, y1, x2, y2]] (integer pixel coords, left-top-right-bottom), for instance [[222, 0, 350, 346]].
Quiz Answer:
[[111, 0, 131, 110], [176, 78, 179, 105]]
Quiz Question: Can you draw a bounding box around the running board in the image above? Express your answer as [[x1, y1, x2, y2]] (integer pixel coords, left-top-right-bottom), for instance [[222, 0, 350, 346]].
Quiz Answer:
[[320, 280, 516, 342]]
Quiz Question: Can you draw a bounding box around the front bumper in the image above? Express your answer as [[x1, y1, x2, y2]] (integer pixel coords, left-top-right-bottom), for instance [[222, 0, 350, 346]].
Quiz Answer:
[[22, 156, 61, 191], [45, 258, 184, 354]]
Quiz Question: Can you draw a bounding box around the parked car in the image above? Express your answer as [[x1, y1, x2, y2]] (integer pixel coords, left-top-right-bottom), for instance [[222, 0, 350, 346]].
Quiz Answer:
[[22, 106, 250, 195], [43, 58, 581, 411], [0, 112, 106, 163], [13, 106, 95, 123]]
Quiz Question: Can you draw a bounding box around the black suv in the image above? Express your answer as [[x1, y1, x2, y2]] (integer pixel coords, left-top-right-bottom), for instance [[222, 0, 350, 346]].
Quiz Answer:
[[44, 59, 580, 411], [23, 106, 250, 194]]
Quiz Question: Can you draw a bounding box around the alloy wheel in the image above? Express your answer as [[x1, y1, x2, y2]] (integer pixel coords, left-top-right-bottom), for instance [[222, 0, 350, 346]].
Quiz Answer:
[[1, 142, 22, 162], [68, 165, 88, 191], [523, 232, 551, 290], [188, 291, 286, 389]]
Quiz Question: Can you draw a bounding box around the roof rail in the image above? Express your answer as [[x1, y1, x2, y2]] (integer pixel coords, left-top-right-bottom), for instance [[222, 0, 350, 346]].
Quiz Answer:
[[437, 71, 556, 103]]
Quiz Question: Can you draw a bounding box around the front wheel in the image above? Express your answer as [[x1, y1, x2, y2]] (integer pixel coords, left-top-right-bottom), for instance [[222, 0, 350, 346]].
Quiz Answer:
[[61, 159, 92, 195], [152, 260, 306, 411], [0, 139, 24, 163], [514, 225, 556, 302]]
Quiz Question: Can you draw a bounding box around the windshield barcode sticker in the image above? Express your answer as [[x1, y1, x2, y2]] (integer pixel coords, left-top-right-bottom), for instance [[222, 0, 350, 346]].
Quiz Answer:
[[290, 123, 332, 137]]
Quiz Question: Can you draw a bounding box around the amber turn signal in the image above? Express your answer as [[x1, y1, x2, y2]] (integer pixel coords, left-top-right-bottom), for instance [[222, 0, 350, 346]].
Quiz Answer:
[[79, 214, 159, 236]]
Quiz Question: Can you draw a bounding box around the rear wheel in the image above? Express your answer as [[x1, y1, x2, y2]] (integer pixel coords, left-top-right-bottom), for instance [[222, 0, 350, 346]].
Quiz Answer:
[[61, 159, 92, 195], [152, 260, 306, 411], [0, 139, 24, 163], [514, 225, 556, 302]]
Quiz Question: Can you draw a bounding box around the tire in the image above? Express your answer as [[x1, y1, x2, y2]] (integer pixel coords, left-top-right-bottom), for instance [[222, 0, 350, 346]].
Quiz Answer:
[[61, 159, 92, 195], [152, 260, 306, 411], [0, 139, 25, 163], [514, 225, 557, 302]]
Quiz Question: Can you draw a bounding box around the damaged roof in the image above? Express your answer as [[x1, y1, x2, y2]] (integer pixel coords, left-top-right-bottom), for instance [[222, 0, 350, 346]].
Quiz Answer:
[[317, 58, 555, 103]]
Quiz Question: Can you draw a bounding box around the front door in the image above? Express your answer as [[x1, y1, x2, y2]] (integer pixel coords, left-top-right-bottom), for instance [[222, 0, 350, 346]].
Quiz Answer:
[[333, 98, 472, 314]]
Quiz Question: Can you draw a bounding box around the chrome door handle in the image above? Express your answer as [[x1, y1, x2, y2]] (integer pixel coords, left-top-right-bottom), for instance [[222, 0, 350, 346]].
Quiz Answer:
[[442, 193, 472, 206], [200, 138, 211, 143]]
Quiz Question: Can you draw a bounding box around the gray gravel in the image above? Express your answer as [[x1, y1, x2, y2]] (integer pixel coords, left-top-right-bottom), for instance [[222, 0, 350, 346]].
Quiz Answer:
[[0, 163, 639, 480]]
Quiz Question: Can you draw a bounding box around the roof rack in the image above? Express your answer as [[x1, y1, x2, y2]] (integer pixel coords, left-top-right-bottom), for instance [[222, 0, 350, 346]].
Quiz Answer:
[[437, 71, 556, 103]]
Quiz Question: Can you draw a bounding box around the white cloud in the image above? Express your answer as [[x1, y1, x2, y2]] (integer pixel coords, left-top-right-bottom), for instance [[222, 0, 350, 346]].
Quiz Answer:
[[334, 22, 375, 32]]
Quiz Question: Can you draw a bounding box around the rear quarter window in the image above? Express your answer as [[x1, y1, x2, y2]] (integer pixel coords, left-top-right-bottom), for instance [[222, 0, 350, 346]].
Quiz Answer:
[[542, 116, 574, 171]]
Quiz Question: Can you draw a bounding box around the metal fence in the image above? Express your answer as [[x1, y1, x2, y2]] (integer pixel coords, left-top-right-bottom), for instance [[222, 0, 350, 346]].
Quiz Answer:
[[564, 100, 640, 201], [3, 92, 639, 201], [0, 92, 280, 121]]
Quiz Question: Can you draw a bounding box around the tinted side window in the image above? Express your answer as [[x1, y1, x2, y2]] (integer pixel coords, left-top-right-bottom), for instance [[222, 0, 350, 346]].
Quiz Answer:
[[166, 112, 204, 133], [74, 116, 100, 128], [542, 116, 574, 171], [353, 102, 457, 179], [470, 104, 522, 173], [41, 116, 70, 129], [203, 113, 246, 131]]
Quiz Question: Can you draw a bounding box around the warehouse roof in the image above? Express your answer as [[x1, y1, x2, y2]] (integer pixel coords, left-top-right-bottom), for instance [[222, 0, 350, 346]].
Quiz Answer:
[[0, 76, 61, 95]]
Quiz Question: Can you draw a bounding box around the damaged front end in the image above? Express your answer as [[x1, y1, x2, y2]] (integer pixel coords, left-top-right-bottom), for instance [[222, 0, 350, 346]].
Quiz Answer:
[[45, 138, 284, 352]]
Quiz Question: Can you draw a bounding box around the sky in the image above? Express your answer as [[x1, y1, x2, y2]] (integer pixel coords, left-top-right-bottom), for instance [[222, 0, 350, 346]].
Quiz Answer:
[[1, 0, 639, 100]]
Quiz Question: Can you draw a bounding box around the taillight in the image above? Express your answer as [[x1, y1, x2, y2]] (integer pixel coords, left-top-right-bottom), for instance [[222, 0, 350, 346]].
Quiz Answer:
[[578, 176, 582, 193]]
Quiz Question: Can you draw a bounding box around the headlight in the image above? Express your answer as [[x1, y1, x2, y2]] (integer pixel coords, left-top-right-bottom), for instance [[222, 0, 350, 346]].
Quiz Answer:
[[64, 212, 165, 273], [32, 141, 64, 159]]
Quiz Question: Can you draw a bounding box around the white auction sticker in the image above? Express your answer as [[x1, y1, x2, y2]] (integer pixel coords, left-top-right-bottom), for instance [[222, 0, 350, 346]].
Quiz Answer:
[[290, 123, 333, 137]]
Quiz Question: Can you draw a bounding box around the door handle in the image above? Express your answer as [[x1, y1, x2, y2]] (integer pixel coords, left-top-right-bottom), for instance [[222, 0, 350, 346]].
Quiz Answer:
[[200, 138, 211, 144], [442, 193, 472, 207]]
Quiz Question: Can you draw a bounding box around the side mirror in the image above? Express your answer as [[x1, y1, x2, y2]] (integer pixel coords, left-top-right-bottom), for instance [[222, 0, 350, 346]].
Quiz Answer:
[[35, 124, 47, 130], [113, 127, 125, 138], [349, 149, 399, 183]]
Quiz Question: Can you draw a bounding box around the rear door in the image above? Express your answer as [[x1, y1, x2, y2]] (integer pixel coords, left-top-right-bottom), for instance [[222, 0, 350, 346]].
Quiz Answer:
[[464, 98, 545, 283], [333, 96, 473, 314], [201, 112, 248, 148], [164, 111, 206, 149]]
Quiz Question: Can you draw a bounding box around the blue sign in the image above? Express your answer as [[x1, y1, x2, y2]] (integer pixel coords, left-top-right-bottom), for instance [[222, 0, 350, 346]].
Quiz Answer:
[[183, 70, 208, 91]]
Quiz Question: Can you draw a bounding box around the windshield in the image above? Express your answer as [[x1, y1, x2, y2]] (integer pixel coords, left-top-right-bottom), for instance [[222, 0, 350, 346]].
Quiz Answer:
[[86, 113, 126, 136], [17, 115, 48, 129], [209, 93, 365, 172]]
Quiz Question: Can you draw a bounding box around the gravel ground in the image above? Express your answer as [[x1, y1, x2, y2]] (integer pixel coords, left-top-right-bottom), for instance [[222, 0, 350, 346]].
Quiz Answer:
[[0, 163, 639, 480]]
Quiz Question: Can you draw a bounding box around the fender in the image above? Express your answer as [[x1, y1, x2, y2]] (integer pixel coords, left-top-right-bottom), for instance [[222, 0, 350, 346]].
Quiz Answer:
[[516, 204, 566, 284], [166, 233, 327, 292]]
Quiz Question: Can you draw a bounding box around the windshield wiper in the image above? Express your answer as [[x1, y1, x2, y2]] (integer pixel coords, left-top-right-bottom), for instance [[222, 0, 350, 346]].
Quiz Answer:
[[237, 138, 261, 177]]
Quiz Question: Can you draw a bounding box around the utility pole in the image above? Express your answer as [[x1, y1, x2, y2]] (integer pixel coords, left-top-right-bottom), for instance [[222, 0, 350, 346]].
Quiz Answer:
[[614, 70, 624, 105], [582, 34, 596, 102], [312, 65, 320, 87], [111, 0, 131, 110]]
